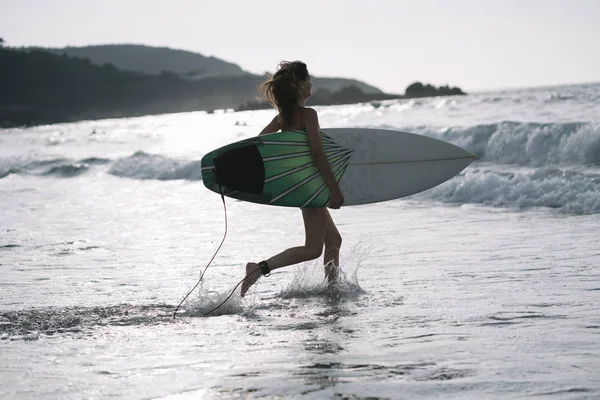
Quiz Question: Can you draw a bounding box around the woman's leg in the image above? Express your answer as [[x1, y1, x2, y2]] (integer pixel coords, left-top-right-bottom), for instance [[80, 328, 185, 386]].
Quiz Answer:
[[323, 209, 342, 283], [241, 208, 328, 296], [265, 208, 328, 270]]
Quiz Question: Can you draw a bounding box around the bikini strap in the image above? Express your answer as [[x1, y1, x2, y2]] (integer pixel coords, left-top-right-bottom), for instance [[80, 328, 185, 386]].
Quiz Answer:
[[300, 107, 305, 129]]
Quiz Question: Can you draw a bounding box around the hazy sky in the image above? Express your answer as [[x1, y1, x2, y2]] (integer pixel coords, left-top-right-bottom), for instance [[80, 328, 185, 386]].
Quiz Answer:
[[2, 0, 599, 92]]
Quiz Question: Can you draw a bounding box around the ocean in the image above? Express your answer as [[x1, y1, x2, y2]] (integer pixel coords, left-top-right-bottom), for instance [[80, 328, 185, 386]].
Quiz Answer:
[[1, 83, 599, 399]]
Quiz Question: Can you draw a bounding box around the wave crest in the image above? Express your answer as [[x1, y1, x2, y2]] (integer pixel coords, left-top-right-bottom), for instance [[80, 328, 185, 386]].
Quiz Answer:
[[420, 167, 600, 214], [108, 151, 202, 181], [423, 121, 600, 167]]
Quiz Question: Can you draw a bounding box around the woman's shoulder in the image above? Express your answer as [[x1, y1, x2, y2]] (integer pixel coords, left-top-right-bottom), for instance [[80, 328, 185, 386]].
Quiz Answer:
[[302, 107, 318, 118]]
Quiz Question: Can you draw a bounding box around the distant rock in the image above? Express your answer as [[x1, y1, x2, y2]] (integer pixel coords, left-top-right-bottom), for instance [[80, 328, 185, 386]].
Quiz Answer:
[[405, 82, 466, 97]]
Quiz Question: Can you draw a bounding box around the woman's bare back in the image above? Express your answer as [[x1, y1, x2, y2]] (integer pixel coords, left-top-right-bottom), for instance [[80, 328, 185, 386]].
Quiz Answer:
[[280, 106, 305, 131]]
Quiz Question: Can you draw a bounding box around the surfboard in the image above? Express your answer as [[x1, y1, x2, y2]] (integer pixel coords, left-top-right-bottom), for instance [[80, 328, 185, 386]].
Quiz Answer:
[[200, 128, 476, 207]]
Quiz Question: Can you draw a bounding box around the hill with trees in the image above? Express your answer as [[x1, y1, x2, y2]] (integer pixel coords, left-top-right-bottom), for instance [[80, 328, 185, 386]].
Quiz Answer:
[[37, 44, 383, 95], [41, 44, 247, 79], [0, 43, 465, 127], [0, 46, 268, 126]]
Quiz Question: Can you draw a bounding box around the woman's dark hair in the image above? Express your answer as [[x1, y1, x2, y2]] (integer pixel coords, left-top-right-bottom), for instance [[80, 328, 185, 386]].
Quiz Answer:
[[259, 61, 309, 127]]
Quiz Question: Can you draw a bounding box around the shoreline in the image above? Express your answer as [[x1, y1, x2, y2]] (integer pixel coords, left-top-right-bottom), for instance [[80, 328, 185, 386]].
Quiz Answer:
[[0, 92, 466, 129]]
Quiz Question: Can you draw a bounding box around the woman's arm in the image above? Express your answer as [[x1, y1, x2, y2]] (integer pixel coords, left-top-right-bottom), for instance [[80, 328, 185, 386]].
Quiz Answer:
[[258, 115, 281, 136], [304, 108, 344, 208]]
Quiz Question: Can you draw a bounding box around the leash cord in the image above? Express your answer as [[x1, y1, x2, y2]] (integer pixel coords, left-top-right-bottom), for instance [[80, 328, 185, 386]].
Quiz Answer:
[[173, 186, 227, 318], [202, 266, 262, 316]]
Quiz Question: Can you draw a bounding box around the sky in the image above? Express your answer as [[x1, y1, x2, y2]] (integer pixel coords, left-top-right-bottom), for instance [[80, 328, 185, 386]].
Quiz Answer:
[[2, 0, 599, 93]]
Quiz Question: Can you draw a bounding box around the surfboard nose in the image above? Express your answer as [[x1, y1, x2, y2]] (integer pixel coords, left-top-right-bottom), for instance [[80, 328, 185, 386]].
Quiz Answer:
[[213, 144, 265, 193]]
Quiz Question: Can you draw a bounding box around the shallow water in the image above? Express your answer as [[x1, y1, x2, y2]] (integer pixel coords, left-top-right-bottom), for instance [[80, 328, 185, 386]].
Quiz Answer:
[[2, 83, 600, 399]]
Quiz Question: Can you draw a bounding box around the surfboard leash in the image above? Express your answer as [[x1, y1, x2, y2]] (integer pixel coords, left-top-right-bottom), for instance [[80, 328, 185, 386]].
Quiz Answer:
[[173, 185, 228, 318], [201, 266, 263, 316]]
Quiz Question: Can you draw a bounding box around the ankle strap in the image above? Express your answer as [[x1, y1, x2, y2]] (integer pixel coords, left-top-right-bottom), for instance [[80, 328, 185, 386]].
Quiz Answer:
[[259, 261, 271, 276]]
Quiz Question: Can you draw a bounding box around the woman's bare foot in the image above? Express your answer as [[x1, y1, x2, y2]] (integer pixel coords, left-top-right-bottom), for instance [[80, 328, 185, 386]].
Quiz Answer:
[[240, 262, 262, 297]]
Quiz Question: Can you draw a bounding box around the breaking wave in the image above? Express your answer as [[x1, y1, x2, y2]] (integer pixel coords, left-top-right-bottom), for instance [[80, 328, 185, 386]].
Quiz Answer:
[[107, 151, 203, 181], [419, 166, 600, 214], [417, 121, 600, 167]]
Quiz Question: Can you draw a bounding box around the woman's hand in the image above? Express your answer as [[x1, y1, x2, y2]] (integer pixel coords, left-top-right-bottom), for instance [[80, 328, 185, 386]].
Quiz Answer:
[[329, 186, 344, 209]]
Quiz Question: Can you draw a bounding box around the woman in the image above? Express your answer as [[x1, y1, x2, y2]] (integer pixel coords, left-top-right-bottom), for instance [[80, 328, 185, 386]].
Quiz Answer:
[[241, 61, 344, 296]]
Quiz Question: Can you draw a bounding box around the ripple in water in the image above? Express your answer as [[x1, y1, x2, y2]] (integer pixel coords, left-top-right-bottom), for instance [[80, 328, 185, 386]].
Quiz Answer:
[[0, 303, 175, 340]]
